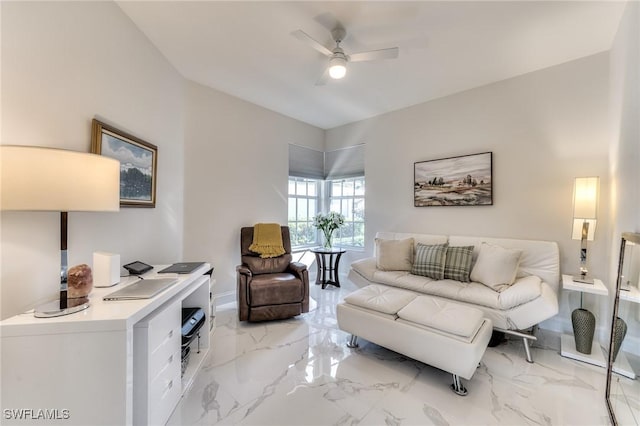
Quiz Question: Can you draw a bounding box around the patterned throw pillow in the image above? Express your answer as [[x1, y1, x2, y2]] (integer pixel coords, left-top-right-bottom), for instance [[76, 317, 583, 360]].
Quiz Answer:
[[444, 246, 474, 282], [411, 243, 448, 279]]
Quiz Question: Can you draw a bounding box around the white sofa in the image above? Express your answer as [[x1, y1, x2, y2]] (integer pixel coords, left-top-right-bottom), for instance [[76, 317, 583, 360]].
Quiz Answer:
[[348, 232, 560, 362]]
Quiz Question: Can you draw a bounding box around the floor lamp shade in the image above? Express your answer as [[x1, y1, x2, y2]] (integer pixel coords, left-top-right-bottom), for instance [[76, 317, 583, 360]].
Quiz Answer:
[[1, 145, 120, 317]]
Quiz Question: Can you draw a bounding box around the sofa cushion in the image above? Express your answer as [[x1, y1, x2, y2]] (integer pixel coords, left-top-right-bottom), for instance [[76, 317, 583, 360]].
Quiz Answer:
[[412, 243, 448, 279], [343, 284, 417, 315], [498, 275, 542, 309], [397, 296, 484, 338], [368, 271, 543, 311], [470, 243, 522, 292], [350, 258, 378, 282], [375, 237, 414, 271], [444, 246, 474, 282]]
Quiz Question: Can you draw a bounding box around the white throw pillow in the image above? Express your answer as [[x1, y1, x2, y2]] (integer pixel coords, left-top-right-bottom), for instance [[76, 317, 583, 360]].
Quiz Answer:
[[470, 243, 523, 292], [375, 238, 414, 271]]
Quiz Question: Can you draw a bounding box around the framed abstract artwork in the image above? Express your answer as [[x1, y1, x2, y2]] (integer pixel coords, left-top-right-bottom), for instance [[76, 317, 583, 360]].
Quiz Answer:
[[414, 152, 493, 207], [91, 119, 157, 208]]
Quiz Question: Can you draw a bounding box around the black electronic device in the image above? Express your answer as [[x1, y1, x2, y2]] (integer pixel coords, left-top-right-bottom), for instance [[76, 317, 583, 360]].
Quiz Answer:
[[123, 261, 153, 276], [181, 307, 205, 348], [158, 262, 205, 274]]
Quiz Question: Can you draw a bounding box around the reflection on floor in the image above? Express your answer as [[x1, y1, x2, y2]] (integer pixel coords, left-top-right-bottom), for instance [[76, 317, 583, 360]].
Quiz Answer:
[[168, 276, 616, 426]]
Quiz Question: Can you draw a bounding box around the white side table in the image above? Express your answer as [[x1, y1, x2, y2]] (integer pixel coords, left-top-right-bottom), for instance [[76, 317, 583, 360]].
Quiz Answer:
[[560, 274, 608, 367]]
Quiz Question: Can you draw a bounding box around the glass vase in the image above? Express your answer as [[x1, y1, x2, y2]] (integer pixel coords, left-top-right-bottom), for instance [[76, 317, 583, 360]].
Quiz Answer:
[[323, 230, 333, 249]]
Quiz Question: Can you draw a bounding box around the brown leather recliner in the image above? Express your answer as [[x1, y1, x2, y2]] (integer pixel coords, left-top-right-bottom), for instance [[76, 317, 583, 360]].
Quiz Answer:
[[236, 226, 310, 322]]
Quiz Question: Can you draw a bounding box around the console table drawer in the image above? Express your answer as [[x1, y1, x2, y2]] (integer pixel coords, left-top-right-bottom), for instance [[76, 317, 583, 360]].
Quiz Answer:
[[148, 349, 181, 426], [149, 328, 180, 383], [146, 301, 181, 353]]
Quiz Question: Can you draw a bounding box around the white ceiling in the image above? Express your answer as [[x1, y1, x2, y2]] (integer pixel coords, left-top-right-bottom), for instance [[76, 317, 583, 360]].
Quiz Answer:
[[117, 1, 626, 130]]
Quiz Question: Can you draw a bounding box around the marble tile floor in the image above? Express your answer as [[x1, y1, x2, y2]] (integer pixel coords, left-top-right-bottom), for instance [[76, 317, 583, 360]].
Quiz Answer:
[[609, 354, 640, 425], [168, 277, 619, 426]]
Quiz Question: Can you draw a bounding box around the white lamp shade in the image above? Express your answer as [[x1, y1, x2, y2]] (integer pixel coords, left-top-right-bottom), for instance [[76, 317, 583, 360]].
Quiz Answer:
[[329, 57, 347, 79], [1, 145, 120, 212], [573, 176, 599, 219]]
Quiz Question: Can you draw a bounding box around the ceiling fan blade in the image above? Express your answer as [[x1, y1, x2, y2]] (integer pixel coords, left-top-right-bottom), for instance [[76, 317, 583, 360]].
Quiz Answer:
[[315, 66, 330, 86], [349, 47, 399, 62], [291, 29, 333, 57]]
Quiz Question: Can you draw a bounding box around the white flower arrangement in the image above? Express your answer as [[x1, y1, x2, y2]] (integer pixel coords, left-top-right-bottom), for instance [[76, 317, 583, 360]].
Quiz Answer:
[[312, 212, 345, 248]]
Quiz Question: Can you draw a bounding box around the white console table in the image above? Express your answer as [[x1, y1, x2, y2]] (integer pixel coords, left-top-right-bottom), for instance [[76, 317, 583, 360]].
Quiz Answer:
[[1, 263, 213, 426]]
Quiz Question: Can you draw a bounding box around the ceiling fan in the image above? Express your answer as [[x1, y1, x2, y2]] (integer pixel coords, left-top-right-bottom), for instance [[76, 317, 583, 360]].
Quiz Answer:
[[292, 26, 399, 85]]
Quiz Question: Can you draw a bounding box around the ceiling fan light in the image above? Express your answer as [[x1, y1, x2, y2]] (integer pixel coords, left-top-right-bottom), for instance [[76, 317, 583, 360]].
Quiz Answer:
[[329, 57, 347, 79]]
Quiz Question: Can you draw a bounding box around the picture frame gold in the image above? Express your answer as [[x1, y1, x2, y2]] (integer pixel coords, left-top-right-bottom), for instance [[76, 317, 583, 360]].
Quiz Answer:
[[91, 119, 157, 208]]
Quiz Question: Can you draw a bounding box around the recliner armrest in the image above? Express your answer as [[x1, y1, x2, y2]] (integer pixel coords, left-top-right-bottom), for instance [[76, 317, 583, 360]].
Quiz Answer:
[[288, 262, 308, 281], [289, 262, 307, 273], [236, 265, 252, 277]]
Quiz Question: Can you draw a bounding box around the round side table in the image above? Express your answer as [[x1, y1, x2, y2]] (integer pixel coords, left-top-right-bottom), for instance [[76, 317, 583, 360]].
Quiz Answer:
[[310, 247, 346, 289]]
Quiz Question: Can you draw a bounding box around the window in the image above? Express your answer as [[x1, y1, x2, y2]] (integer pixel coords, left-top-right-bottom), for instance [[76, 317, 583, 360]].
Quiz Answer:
[[288, 143, 365, 249], [288, 176, 365, 250], [288, 177, 320, 247], [328, 177, 365, 248]]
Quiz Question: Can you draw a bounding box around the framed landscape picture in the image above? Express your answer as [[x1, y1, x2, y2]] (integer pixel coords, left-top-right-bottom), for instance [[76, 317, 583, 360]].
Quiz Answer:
[[91, 119, 157, 207], [414, 152, 493, 207]]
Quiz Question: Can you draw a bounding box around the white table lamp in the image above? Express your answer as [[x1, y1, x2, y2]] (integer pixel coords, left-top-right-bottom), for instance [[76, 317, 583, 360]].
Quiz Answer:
[[1, 145, 120, 317], [572, 176, 599, 284]]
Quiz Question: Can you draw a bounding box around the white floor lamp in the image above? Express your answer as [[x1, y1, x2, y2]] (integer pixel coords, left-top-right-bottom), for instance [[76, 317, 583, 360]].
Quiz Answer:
[[570, 176, 599, 354], [1, 145, 120, 317], [572, 176, 599, 284]]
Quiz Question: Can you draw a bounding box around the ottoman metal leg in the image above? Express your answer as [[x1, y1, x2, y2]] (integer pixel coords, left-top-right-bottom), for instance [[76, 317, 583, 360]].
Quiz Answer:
[[522, 337, 533, 363], [499, 328, 537, 363], [347, 334, 359, 348], [451, 374, 468, 396]]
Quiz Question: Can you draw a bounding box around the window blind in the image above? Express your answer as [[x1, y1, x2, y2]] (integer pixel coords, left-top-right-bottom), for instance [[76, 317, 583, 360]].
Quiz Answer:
[[324, 144, 365, 179], [288, 144, 324, 179]]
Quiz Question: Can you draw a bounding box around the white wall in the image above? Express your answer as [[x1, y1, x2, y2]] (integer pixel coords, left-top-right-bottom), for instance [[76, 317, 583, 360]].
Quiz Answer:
[[0, 1, 629, 340], [182, 81, 324, 303], [327, 53, 612, 333], [1, 2, 185, 318], [609, 1, 640, 355]]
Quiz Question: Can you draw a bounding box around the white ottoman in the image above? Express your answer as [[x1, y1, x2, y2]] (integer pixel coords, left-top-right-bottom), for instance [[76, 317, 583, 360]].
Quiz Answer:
[[337, 284, 492, 395]]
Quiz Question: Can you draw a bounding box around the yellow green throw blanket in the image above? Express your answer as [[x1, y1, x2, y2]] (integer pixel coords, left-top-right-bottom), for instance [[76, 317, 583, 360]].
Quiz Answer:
[[249, 223, 286, 258]]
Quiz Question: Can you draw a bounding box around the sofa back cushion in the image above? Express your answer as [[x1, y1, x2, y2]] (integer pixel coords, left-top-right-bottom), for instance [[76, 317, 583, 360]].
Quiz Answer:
[[375, 232, 448, 251], [372, 232, 560, 294], [449, 235, 559, 294], [375, 238, 414, 271], [412, 243, 448, 280]]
